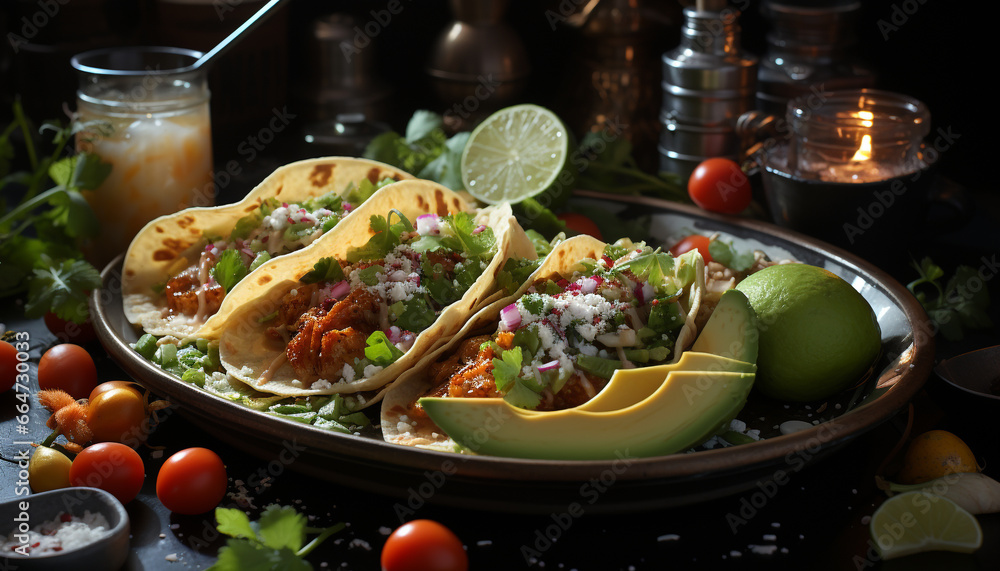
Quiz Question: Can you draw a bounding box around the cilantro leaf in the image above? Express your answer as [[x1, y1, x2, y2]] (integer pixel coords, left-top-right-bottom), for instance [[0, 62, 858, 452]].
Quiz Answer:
[[504, 378, 543, 409], [492, 346, 523, 393], [212, 249, 249, 292], [441, 212, 495, 260], [257, 505, 306, 551], [708, 239, 755, 272], [615, 251, 676, 290], [405, 110, 443, 143], [417, 131, 470, 190], [215, 508, 257, 540], [908, 257, 992, 341], [300, 257, 345, 285], [364, 330, 405, 367], [498, 257, 540, 295], [24, 257, 102, 322], [346, 210, 413, 263], [208, 505, 344, 571]]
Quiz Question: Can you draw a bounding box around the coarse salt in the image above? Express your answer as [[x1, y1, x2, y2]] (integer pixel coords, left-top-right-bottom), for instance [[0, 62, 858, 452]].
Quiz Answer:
[[1, 511, 111, 556]]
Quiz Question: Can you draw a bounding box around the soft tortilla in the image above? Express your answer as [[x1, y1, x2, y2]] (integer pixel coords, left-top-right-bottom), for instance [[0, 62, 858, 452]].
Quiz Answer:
[[212, 179, 539, 399], [121, 157, 413, 340], [380, 234, 706, 451]]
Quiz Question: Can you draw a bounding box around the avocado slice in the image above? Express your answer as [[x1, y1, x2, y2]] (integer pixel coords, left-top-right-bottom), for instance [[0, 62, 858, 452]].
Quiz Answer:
[[691, 289, 759, 364], [580, 352, 756, 412], [419, 369, 755, 460]]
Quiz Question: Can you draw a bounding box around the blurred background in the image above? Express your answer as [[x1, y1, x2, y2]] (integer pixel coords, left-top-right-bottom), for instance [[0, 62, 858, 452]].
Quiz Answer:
[[0, 0, 989, 201]]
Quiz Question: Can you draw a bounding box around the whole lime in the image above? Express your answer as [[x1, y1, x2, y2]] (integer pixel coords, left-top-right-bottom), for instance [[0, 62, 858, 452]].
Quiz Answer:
[[734, 263, 881, 402]]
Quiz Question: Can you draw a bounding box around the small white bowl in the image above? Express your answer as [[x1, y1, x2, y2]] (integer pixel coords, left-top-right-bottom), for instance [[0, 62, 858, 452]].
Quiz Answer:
[[0, 487, 129, 570]]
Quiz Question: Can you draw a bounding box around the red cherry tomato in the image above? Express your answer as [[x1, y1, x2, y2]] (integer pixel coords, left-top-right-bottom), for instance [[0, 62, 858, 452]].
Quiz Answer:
[[44, 312, 97, 345], [557, 212, 603, 240], [38, 344, 99, 399], [1, 341, 18, 393], [669, 234, 714, 264], [381, 520, 468, 571], [69, 442, 145, 504], [156, 448, 228, 515], [688, 157, 753, 214]]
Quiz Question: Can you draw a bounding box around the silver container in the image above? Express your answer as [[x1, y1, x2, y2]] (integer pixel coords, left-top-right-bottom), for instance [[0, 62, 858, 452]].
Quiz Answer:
[[659, 4, 757, 178], [660, 112, 741, 157], [662, 82, 757, 126]]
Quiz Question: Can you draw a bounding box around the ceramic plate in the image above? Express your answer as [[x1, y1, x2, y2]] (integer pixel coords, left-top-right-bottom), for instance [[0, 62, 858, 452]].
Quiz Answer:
[[89, 191, 934, 513]]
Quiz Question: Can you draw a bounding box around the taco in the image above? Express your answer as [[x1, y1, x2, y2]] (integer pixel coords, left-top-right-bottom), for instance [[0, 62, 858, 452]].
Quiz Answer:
[[121, 157, 413, 340], [208, 179, 539, 401], [380, 234, 706, 450]]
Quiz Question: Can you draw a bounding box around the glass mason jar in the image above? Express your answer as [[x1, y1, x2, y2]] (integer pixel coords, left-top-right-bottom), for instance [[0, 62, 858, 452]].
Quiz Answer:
[[784, 89, 930, 183], [72, 46, 214, 264]]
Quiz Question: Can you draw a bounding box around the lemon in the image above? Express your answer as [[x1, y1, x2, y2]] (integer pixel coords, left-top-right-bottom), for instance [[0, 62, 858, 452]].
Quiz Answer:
[[896, 430, 980, 485], [870, 491, 982, 559], [460, 104, 573, 206], [28, 445, 73, 493], [734, 263, 881, 402]]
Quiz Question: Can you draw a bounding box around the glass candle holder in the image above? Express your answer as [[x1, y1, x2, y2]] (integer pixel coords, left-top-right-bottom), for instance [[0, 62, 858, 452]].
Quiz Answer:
[[72, 46, 214, 264], [784, 89, 929, 183]]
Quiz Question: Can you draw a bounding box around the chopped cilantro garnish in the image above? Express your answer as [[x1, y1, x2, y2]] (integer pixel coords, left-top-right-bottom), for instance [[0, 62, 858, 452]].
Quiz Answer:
[[300, 257, 345, 284], [211, 249, 249, 293], [492, 346, 523, 394], [346, 210, 413, 263]]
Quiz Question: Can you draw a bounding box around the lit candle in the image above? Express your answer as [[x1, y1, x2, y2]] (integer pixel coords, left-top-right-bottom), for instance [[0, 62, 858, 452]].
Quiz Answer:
[[784, 90, 930, 184]]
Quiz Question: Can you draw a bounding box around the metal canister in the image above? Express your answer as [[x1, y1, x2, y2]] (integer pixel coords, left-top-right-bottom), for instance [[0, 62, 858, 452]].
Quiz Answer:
[[659, 2, 757, 180]]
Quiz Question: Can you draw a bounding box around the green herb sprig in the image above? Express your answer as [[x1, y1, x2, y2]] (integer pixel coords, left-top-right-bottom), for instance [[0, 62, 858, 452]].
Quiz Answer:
[[208, 504, 345, 571], [907, 256, 992, 341], [0, 100, 111, 322]]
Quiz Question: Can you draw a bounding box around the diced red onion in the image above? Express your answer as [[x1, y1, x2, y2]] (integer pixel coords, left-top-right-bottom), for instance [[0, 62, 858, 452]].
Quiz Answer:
[[537, 360, 559, 372], [328, 280, 350, 299], [499, 303, 521, 331], [472, 224, 487, 234], [387, 326, 402, 343], [580, 277, 598, 294], [634, 282, 655, 305], [416, 214, 440, 236]]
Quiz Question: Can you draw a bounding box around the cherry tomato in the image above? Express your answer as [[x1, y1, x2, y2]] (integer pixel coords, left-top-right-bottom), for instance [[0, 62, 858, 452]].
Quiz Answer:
[[381, 520, 468, 571], [89, 380, 143, 403], [69, 442, 145, 504], [44, 312, 97, 345], [688, 157, 753, 214], [38, 344, 99, 399], [156, 448, 228, 515], [29, 446, 73, 493], [1, 340, 17, 392], [557, 212, 603, 240], [669, 234, 714, 264], [89, 387, 148, 445]]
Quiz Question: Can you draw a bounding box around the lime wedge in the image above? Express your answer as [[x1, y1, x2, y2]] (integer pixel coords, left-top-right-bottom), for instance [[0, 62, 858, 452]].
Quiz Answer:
[[460, 104, 571, 205], [870, 491, 983, 559]]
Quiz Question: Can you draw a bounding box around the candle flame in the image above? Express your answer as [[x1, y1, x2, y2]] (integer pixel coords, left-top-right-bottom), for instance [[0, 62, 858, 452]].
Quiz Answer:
[[852, 134, 872, 161]]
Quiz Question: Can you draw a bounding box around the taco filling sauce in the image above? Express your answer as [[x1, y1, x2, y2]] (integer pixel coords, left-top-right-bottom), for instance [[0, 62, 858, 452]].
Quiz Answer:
[[258, 211, 497, 390], [404, 243, 701, 421], [161, 178, 396, 322]]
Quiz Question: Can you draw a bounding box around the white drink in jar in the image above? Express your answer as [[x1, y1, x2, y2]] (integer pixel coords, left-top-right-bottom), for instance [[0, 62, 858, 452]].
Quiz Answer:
[[72, 47, 214, 266]]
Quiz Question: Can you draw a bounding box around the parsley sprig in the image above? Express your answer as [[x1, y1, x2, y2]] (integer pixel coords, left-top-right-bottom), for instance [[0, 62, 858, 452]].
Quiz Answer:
[[208, 505, 344, 570], [907, 257, 992, 341], [0, 100, 111, 322]]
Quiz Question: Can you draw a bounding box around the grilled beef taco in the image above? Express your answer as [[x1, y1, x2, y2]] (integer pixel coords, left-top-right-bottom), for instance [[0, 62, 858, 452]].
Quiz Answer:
[[121, 157, 413, 340], [380, 234, 706, 450], [208, 179, 539, 401]]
